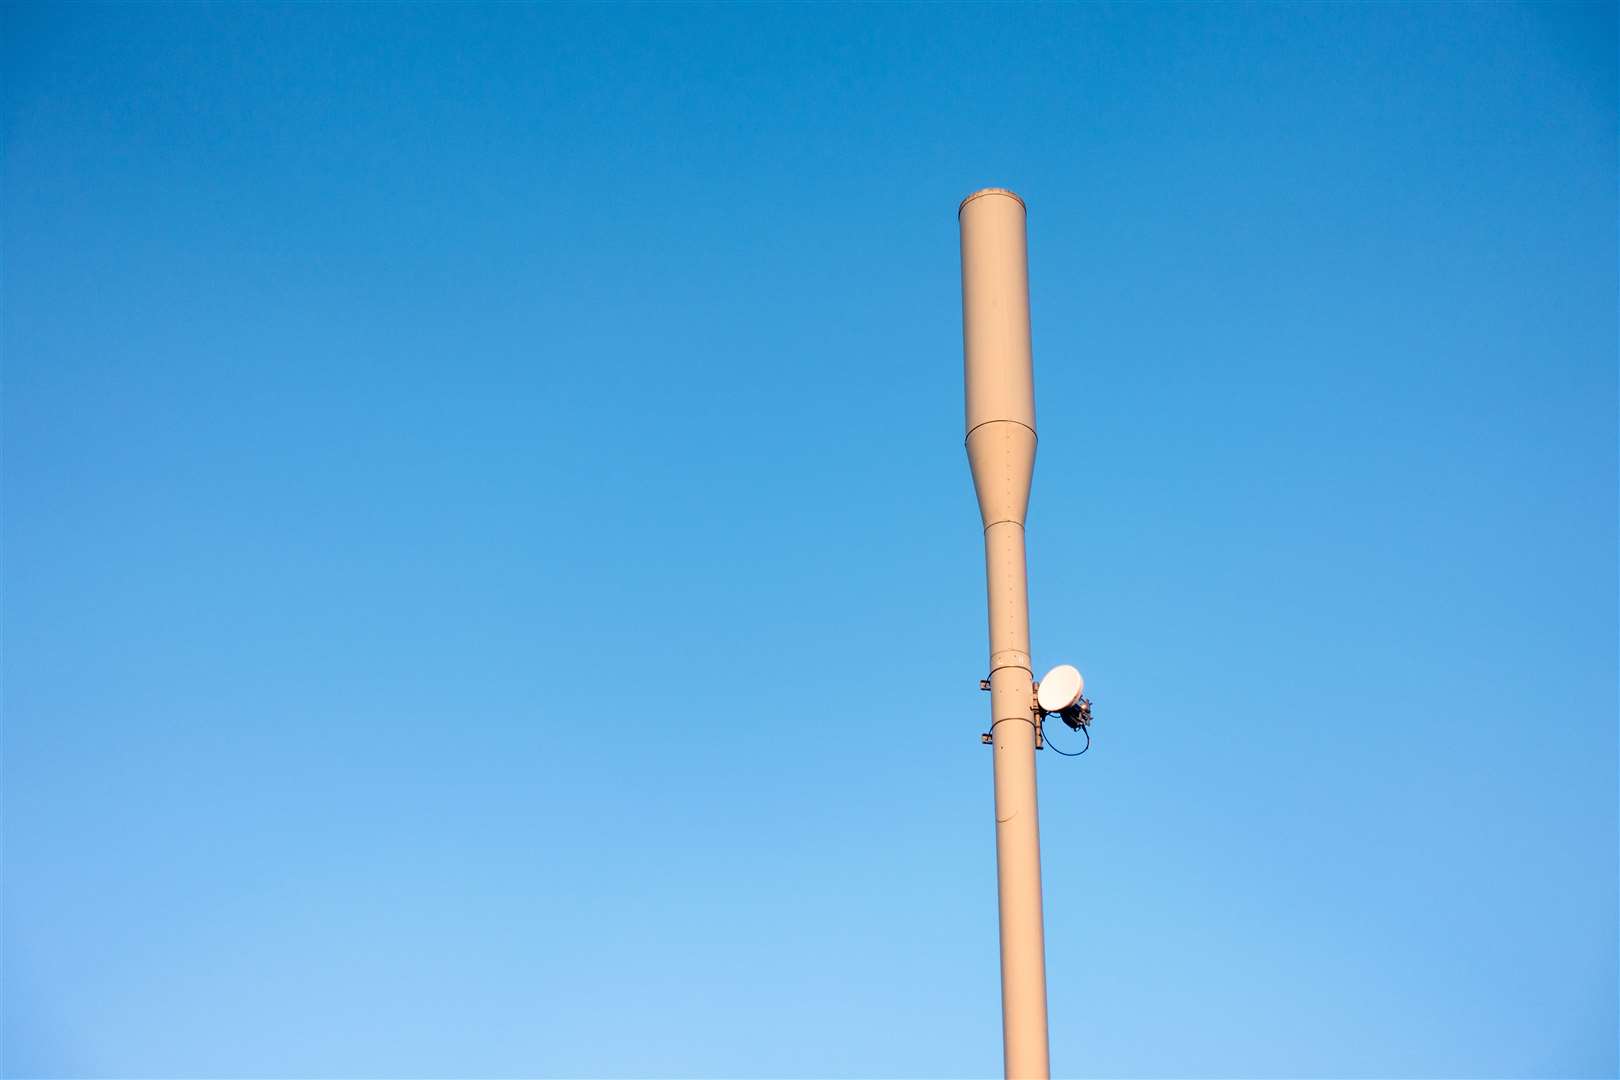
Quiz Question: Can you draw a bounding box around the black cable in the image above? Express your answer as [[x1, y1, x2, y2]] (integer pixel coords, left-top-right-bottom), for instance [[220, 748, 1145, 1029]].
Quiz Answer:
[[1042, 719, 1089, 757]]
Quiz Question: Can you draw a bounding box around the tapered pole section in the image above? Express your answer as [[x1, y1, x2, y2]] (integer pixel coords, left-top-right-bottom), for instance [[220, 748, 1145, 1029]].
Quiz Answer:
[[959, 187, 1049, 1080]]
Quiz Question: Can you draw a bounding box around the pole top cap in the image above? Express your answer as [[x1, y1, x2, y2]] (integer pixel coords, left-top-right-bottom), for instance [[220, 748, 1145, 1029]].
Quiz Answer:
[[958, 187, 1026, 217]]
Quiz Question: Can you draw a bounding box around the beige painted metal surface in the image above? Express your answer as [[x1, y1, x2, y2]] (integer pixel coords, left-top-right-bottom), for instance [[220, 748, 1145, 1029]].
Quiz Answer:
[[959, 187, 1050, 1080]]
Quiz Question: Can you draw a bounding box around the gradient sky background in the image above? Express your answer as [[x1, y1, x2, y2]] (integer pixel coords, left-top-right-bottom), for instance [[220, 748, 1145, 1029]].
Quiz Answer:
[[4, 4, 1616, 1078]]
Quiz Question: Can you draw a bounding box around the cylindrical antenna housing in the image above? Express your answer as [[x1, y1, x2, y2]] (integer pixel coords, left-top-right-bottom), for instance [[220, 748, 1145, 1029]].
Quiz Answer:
[[959, 187, 1050, 1080]]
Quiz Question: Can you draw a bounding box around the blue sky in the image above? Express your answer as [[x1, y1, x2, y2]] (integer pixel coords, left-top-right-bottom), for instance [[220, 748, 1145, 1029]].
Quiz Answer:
[[3, 3, 1615, 1077]]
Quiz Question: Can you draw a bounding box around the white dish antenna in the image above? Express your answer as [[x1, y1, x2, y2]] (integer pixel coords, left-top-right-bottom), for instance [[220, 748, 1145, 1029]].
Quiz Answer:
[[1036, 664, 1085, 714]]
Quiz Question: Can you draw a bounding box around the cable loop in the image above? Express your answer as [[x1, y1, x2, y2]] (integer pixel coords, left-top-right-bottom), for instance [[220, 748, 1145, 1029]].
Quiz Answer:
[[1041, 720, 1089, 757]]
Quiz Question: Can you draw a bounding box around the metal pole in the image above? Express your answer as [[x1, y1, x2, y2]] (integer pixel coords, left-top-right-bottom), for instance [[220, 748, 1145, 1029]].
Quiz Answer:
[[959, 187, 1050, 1080]]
